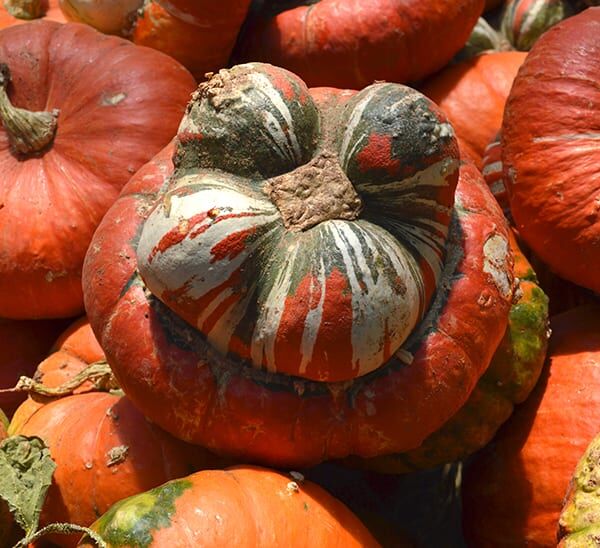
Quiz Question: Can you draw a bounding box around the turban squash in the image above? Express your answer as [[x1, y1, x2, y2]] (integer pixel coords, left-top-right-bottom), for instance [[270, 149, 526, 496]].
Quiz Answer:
[[83, 62, 542, 468], [79, 466, 380, 548], [503, 8, 600, 294], [237, 0, 484, 89], [0, 21, 196, 319], [462, 304, 600, 547], [59, 0, 252, 79], [501, 0, 574, 51], [7, 317, 223, 548]]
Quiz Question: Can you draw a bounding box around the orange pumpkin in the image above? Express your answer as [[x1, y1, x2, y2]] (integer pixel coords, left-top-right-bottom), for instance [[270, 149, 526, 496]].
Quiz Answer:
[[8, 316, 105, 432], [0, 317, 68, 416], [462, 305, 600, 546], [9, 318, 224, 548], [80, 465, 382, 548], [0, 21, 196, 319], [237, 0, 484, 89], [502, 9, 600, 294]]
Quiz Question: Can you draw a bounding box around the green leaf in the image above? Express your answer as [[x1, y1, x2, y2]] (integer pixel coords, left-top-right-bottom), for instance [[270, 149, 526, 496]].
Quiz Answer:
[[0, 436, 55, 536]]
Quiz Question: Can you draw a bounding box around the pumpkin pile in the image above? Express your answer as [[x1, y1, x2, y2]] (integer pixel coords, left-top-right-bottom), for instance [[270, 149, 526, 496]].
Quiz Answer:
[[0, 1, 598, 546]]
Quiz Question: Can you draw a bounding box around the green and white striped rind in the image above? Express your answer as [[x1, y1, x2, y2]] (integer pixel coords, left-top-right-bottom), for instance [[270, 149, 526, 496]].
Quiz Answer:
[[501, 0, 573, 51], [559, 433, 600, 547], [175, 63, 319, 180], [138, 69, 459, 382]]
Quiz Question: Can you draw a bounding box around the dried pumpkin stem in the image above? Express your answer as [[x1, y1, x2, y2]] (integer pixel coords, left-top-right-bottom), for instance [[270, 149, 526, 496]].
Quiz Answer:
[[14, 522, 107, 548], [2, 360, 118, 398], [3, 0, 44, 19], [0, 63, 58, 155]]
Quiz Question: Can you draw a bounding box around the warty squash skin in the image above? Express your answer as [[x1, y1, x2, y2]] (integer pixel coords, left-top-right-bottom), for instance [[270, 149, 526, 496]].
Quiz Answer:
[[83, 63, 517, 468], [502, 8, 600, 294], [79, 465, 382, 548], [59, 0, 252, 79], [0, 21, 196, 319], [462, 305, 600, 547], [237, 0, 484, 89], [421, 51, 527, 168], [558, 433, 600, 547]]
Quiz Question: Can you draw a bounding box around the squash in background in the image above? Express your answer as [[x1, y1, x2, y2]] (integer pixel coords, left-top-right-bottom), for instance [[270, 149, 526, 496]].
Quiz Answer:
[[0, 21, 196, 319], [463, 305, 600, 546], [421, 51, 526, 167], [236, 0, 484, 88], [59, 0, 252, 79], [503, 8, 600, 294]]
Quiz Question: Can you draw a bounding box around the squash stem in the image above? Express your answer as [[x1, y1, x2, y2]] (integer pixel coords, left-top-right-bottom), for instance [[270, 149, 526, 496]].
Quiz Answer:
[[3, 0, 44, 19], [0, 63, 58, 156]]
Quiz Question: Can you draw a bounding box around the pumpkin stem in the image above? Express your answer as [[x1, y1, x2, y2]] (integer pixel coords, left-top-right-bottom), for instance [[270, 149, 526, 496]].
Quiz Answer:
[[15, 522, 108, 547], [3, 0, 44, 19], [0, 63, 58, 156], [0, 360, 118, 398]]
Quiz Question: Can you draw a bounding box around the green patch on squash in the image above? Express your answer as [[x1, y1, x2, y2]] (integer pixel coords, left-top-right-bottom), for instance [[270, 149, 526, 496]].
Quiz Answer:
[[87, 478, 193, 547]]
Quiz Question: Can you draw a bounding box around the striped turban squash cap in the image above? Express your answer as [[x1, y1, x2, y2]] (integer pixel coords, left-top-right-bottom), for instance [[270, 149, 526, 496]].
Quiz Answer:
[[82, 63, 526, 467]]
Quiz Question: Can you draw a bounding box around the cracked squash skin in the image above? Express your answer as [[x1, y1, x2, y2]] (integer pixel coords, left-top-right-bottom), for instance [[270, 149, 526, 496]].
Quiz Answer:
[[83, 63, 520, 468], [79, 466, 381, 548]]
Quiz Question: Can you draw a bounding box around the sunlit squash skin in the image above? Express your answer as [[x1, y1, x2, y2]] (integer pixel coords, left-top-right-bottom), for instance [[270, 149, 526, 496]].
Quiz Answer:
[[59, 0, 252, 79], [503, 9, 600, 294], [83, 63, 515, 468], [0, 21, 196, 319], [237, 0, 484, 89], [79, 466, 381, 548], [462, 305, 600, 547]]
